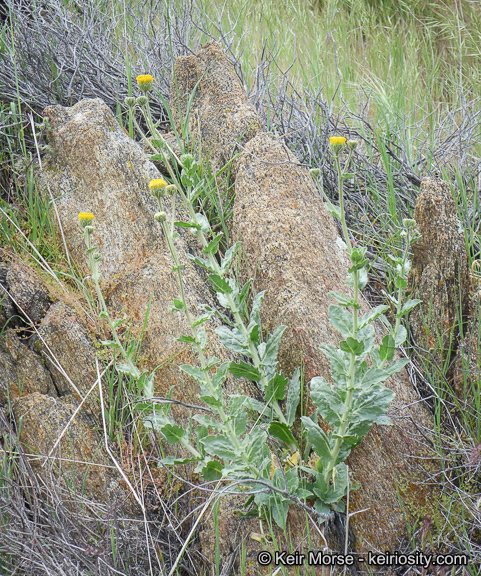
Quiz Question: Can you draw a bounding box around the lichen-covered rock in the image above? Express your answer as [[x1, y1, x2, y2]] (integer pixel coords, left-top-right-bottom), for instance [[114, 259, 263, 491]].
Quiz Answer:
[[32, 302, 100, 418], [38, 98, 236, 419], [0, 262, 17, 330], [0, 328, 57, 404], [170, 40, 261, 177], [11, 392, 133, 507], [452, 298, 481, 403], [408, 177, 470, 369], [6, 259, 52, 323]]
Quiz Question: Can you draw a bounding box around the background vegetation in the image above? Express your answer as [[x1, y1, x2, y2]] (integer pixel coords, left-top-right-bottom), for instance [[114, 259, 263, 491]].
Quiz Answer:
[[0, 0, 480, 574]]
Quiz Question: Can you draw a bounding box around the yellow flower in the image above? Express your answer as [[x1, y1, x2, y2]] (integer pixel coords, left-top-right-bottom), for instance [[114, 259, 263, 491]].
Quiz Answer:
[[329, 136, 347, 146], [78, 212, 94, 227], [149, 178, 168, 199], [329, 136, 347, 156], [136, 74, 154, 92]]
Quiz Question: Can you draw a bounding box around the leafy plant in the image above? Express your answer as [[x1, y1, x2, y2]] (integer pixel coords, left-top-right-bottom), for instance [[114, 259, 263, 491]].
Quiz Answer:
[[100, 87, 422, 528]]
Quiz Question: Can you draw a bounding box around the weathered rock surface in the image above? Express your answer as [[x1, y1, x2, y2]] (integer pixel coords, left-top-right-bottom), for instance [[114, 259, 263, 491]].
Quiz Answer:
[[0, 328, 57, 404], [32, 301, 100, 419], [171, 40, 261, 177], [6, 259, 52, 323], [408, 177, 470, 370], [11, 392, 133, 507], [173, 41, 440, 562], [39, 98, 235, 417], [452, 297, 481, 403], [0, 262, 17, 330]]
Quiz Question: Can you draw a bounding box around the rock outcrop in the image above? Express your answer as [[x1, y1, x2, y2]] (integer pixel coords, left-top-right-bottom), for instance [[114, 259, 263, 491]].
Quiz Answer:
[[171, 40, 261, 177], [11, 392, 128, 505], [0, 328, 57, 404], [172, 41, 440, 563], [408, 176, 470, 372], [6, 259, 52, 323], [39, 98, 236, 417]]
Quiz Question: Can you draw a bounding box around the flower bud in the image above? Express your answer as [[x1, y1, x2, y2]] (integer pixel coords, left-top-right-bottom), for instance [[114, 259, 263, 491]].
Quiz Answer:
[[155, 211, 167, 223], [93, 253, 103, 262], [180, 153, 195, 169], [136, 96, 149, 106], [166, 184, 177, 195], [309, 168, 321, 177], [124, 96, 136, 108], [402, 218, 417, 230], [347, 139, 358, 150]]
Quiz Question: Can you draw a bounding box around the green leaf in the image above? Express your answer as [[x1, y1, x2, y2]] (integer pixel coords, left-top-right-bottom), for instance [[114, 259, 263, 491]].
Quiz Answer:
[[379, 334, 395, 362], [192, 414, 223, 431], [319, 344, 349, 386], [342, 173, 356, 179], [269, 422, 299, 451], [193, 212, 210, 234], [329, 291, 356, 307], [172, 298, 184, 311], [394, 325, 407, 347], [199, 395, 223, 410], [203, 233, 223, 255], [201, 435, 237, 460], [161, 424, 185, 445], [400, 299, 422, 316], [359, 367, 391, 389], [178, 335, 195, 344], [116, 363, 139, 377], [265, 373, 288, 402], [325, 201, 341, 219], [247, 321, 260, 344], [208, 274, 232, 294], [339, 337, 365, 355], [310, 377, 344, 427], [358, 305, 389, 329], [216, 326, 248, 353], [192, 313, 212, 327], [286, 369, 301, 426], [229, 361, 261, 381], [328, 305, 353, 338], [246, 428, 268, 460], [174, 220, 200, 230], [395, 276, 408, 290], [186, 253, 216, 272], [211, 362, 229, 386], [180, 364, 207, 384], [376, 414, 393, 426], [249, 290, 266, 327], [220, 241, 242, 274], [233, 412, 248, 436], [384, 357, 409, 376], [202, 459, 223, 481], [301, 417, 332, 461], [261, 326, 287, 376]]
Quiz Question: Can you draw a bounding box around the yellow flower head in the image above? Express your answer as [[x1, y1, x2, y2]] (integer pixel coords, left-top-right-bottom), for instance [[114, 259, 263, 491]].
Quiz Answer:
[[149, 178, 168, 199], [78, 212, 94, 228], [329, 136, 347, 156], [329, 136, 347, 146], [136, 74, 154, 92]]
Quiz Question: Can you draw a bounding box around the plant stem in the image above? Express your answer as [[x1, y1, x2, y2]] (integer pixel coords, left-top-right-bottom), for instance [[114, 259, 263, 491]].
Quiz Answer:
[[84, 231, 141, 379]]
